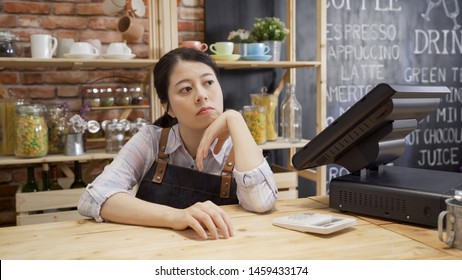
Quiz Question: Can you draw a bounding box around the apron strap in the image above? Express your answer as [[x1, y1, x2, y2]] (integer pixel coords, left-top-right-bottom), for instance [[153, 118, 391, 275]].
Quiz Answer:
[[220, 147, 234, 198], [152, 127, 171, 184], [158, 127, 170, 160]]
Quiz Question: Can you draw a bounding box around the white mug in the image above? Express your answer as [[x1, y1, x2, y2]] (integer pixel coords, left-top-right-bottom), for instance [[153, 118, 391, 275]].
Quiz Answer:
[[107, 42, 132, 55], [30, 34, 58, 58], [69, 42, 100, 55], [57, 38, 75, 58]]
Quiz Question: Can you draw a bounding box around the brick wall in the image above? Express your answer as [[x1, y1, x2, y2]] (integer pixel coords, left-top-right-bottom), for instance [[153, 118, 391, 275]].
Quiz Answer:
[[0, 0, 205, 226]]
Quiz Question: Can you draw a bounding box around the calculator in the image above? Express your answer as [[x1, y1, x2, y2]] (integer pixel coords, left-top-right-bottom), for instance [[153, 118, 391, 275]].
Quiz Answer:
[[272, 212, 356, 234]]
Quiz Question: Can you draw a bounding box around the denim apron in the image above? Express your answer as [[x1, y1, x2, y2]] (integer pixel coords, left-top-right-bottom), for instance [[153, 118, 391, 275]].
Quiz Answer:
[[136, 127, 239, 208]]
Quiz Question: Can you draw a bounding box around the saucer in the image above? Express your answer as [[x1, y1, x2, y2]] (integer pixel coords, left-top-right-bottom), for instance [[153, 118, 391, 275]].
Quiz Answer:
[[210, 54, 240, 61], [64, 53, 100, 59], [241, 55, 272, 61], [102, 54, 136, 60]]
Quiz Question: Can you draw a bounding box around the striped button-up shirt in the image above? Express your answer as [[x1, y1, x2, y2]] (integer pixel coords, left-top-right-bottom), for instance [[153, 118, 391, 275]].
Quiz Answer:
[[78, 124, 278, 222]]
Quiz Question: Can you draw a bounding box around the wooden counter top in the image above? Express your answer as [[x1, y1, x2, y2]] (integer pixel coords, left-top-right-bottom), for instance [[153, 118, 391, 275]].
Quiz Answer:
[[0, 197, 460, 260]]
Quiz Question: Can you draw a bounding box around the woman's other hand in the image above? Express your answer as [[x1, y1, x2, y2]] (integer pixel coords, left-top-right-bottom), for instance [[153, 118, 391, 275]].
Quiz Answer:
[[171, 200, 234, 240]]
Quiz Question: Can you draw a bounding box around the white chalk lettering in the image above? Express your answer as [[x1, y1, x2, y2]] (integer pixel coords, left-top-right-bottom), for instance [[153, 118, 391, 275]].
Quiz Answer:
[[327, 23, 397, 41], [327, 85, 373, 103], [328, 166, 350, 182], [414, 29, 462, 55], [423, 127, 462, 145], [341, 64, 385, 81], [328, 44, 400, 60], [403, 67, 446, 83], [417, 147, 459, 167]]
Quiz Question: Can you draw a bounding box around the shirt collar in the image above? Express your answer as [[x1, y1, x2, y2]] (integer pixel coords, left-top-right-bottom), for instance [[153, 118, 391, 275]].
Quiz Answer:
[[165, 124, 231, 164]]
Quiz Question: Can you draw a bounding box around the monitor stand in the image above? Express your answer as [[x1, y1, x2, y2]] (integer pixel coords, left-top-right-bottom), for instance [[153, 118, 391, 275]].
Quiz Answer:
[[329, 165, 462, 227]]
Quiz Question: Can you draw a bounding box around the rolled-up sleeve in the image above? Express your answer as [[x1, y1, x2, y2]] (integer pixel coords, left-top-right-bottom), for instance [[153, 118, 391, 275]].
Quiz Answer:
[[77, 126, 158, 221], [233, 160, 278, 213]]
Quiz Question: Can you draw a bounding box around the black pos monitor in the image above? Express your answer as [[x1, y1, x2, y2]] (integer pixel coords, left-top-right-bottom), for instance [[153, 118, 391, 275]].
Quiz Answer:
[[292, 83, 462, 227]]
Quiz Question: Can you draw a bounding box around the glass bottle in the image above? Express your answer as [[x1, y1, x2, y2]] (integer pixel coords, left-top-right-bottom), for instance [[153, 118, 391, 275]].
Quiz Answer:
[[15, 104, 48, 157], [41, 163, 51, 191], [280, 83, 302, 142], [22, 165, 39, 193], [70, 161, 86, 189], [49, 165, 63, 190]]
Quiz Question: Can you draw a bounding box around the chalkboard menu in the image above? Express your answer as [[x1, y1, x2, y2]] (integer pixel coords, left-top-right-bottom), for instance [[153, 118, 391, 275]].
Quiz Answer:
[[204, 0, 462, 193], [326, 0, 462, 182]]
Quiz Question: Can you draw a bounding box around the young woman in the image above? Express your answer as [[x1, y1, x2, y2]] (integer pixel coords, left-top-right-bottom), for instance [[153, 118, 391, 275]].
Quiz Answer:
[[78, 47, 278, 240]]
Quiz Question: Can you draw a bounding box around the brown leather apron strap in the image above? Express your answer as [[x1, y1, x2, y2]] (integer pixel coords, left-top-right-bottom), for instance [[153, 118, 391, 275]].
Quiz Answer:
[[220, 147, 234, 198], [222, 147, 235, 174], [158, 127, 170, 160], [152, 127, 171, 184]]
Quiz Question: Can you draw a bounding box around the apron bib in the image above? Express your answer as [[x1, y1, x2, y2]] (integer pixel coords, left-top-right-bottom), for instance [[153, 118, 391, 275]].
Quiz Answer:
[[136, 127, 238, 208]]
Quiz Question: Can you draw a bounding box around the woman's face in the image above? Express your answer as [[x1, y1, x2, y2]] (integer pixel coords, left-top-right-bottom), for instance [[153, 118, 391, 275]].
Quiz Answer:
[[167, 60, 223, 131]]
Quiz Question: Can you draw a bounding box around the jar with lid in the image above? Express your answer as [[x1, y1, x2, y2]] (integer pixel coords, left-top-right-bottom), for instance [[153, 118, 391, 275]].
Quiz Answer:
[[46, 104, 68, 154], [15, 104, 48, 157], [100, 87, 115, 107], [130, 86, 144, 105], [105, 122, 126, 153], [250, 87, 278, 141], [130, 118, 148, 136], [115, 87, 132, 106], [242, 105, 266, 145], [0, 31, 19, 57], [280, 83, 302, 142], [84, 88, 101, 107]]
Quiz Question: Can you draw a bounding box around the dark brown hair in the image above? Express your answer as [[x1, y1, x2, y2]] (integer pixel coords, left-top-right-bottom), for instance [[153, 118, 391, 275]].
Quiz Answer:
[[153, 48, 220, 127]]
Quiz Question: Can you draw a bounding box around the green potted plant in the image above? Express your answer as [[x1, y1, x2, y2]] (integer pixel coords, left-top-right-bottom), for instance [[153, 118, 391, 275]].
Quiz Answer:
[[250, 17, 289, 61], [227, 28, 254, 55]]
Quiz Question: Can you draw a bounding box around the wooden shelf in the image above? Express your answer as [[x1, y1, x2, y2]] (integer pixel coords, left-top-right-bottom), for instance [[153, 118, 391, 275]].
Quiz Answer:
[[215, 60, 321, 69], [0, 139, 309, 166], [0, 57, 158, 70], [89, 105, 150, 110], [0, 149, 114, 166]]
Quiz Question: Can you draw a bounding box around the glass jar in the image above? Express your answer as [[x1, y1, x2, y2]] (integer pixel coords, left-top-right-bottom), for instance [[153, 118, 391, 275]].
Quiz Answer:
[[15, 104, 48, 157], [0, 31, 19, 57], [130, 117, 148, 136], [250, 88, 278, 141], [46, 104, 68, 154], [84, 88, 101, 107], [100, 87, 115, 107], [242, 105, 266, 145], [115, 87, 132, 106], [105, 122, 125, 153], [130, 86, 144, 105], [0, 98, 16, 155]]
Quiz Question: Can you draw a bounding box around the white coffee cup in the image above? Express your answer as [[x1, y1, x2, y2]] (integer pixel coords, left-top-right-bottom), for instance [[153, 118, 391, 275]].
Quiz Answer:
[[69, 42, 100, 55], [84, 39, 102, 54], [107, 42, 132, 55], [57, 38, 75, 58], [30, 34, 58, 59]]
